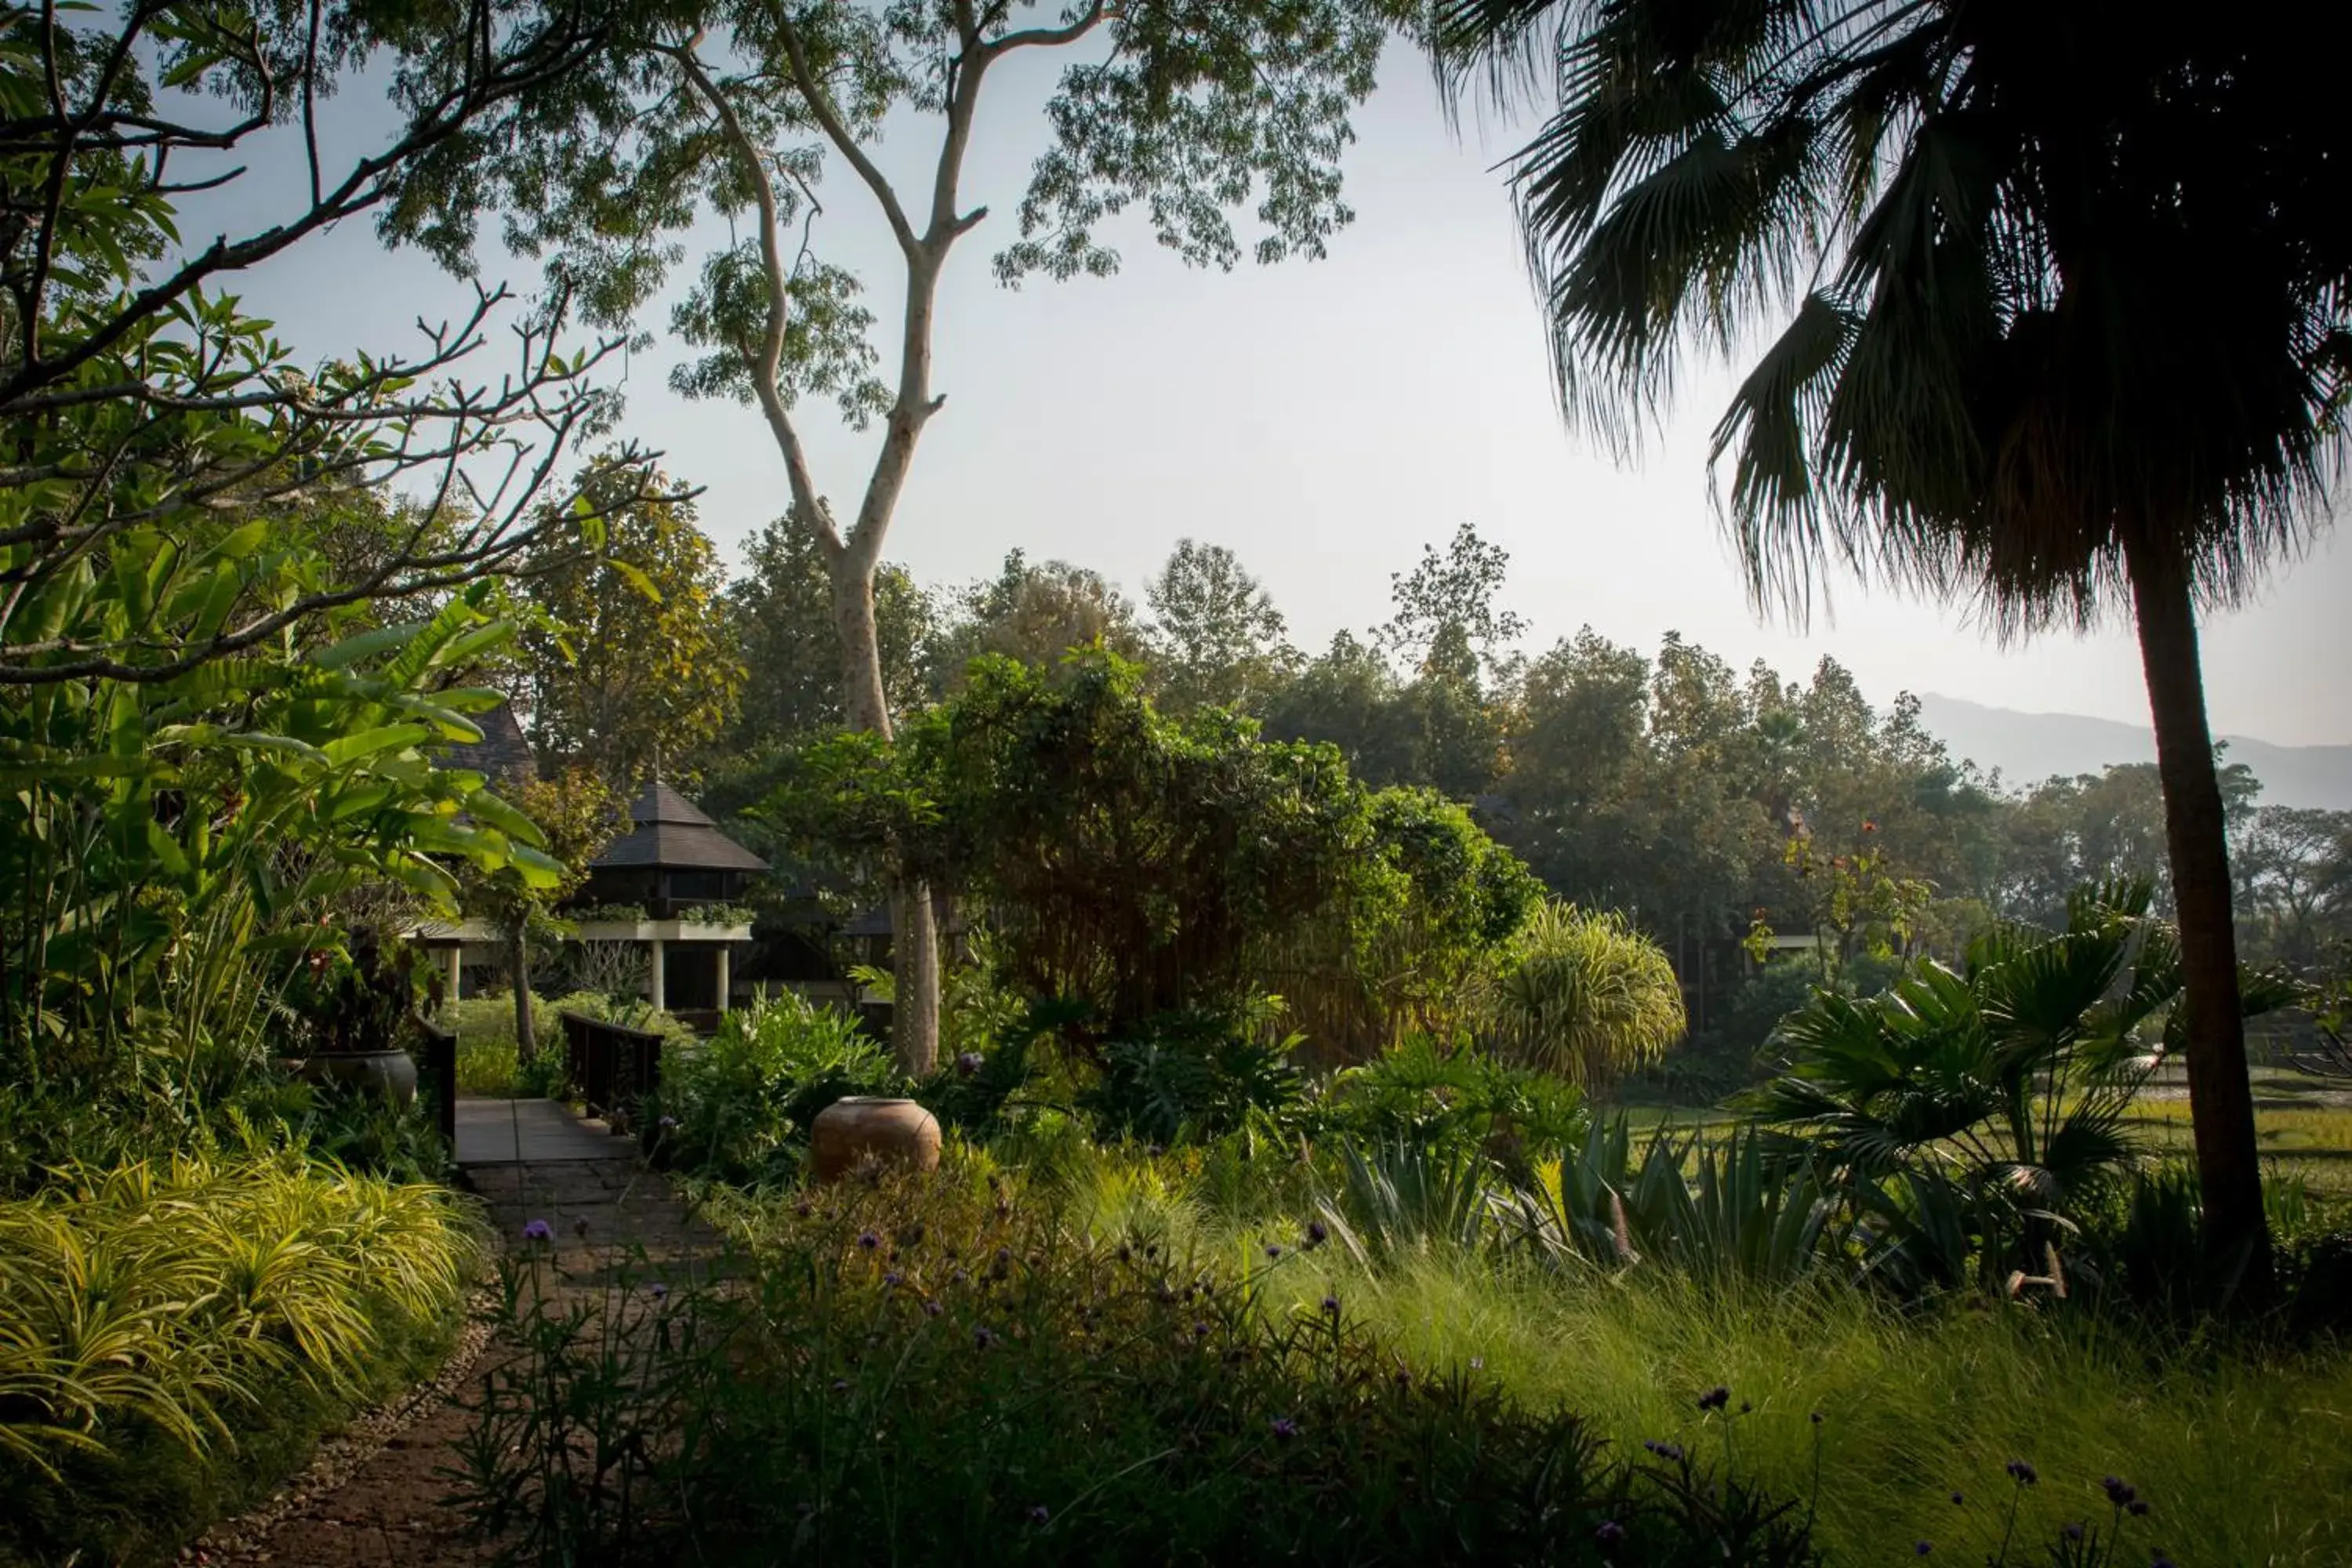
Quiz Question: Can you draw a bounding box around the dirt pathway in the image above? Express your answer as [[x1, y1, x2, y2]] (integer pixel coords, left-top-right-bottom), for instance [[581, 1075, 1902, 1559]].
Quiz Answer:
[[185, 1106, 717, 1567]]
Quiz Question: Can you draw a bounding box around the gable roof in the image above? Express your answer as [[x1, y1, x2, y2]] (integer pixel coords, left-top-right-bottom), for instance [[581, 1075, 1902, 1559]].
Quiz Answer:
[[591, 778, 770, 873], [439, 702, 535, 789]]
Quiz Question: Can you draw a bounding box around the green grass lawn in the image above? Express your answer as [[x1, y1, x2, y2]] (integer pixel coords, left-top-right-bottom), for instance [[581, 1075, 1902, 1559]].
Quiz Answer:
[[1036, 1147, 2352, 1566]]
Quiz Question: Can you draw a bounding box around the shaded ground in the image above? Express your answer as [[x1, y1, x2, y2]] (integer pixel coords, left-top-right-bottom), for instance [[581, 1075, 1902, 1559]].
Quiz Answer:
[[185, 1102, 717, 1568]]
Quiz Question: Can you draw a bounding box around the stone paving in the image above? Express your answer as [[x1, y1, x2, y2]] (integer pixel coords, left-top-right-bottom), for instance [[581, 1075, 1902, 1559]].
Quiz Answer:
[[187, 1099, 719, 1567]]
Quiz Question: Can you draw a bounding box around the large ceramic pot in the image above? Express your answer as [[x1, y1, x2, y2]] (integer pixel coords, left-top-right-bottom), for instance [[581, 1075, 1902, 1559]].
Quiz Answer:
[[298, 1048, 419, 1107], [811, 1096, 942, 1184]]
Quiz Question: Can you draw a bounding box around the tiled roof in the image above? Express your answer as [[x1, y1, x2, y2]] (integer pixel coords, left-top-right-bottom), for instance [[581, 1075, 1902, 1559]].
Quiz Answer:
[[439, 702, 535, 788], [591, 779, 770, 873]]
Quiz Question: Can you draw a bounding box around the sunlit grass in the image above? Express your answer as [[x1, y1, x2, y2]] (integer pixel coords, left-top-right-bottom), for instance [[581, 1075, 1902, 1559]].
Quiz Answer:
[[1038, 1148, 2352, 1566]]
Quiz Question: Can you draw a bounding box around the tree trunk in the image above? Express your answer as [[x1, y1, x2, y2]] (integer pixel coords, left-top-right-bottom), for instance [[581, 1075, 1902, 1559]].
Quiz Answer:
[[833, 554, 942, 1079], [510, 920, 537, 1065], [2124, 535, 2272, 1294]]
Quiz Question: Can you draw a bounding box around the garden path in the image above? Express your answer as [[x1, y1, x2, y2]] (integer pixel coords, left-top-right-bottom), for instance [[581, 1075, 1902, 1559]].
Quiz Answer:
[[187, 1098, 719, 1567]]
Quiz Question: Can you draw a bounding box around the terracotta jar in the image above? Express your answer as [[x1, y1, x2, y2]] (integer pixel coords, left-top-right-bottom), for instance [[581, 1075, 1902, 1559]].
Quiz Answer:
[[811, 1097, 942, 1184], [298, 1047, 419, 1106]]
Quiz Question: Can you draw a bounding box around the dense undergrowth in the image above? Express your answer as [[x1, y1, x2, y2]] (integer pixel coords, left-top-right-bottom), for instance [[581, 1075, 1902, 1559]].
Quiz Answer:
[[0, 1152, 479, 1566]]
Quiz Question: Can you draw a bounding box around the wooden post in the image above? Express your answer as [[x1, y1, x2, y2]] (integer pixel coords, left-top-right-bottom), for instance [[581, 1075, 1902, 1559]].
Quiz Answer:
[[715, 944, 732, 1017], [649, 938, 667, 1013]]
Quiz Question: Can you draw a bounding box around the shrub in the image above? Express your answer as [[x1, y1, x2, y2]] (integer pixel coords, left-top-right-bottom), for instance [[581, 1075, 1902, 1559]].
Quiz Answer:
[[0, 1153, 476, 1563], [650, 994, 898, 1184], [452, 1162, 1823, 1566], [1482, 903, 1686, 1088], [1079, 1003, 1309, 1146]]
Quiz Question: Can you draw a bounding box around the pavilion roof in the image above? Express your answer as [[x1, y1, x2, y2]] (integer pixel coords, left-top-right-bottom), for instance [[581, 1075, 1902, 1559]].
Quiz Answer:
[[590, 779, 769, 874]]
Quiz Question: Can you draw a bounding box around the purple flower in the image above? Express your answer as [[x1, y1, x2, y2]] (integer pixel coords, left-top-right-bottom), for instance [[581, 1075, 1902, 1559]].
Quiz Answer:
[[1697, 1385, 1731, 1411], [956, 1051, 984, 1078], [2006, 1459, 2038, 1486], [1191, 1321, 1210, 1339], [1263, 1242, 1283, 1261], [1026, 1504, 1050, 1526], [922, 1299, 942, 1318], [883, 1272, 903, 1289], [1951, 1492, 1965, 1506], [658, 1115, 678, 1131], [2153, 1559, 2178, 1568], [1305, 1219, 1329, 1248], [2061, 1523, 2085, 1543], [1642, 1440, 1686, 1463], [1914, 1542, 1932, 1556], [2127, 1500, 2150, 1517], [1595, 1520, 1627, 1547], [521, 1219, 553, 1243], [2102, 1477, 2137, 1508], [972, 1325, 998, 1351], [1321, 1294, 1341, 1316], [650, 1282, 669, 1301], [831, 1377, 849, 1394], [1809, 1410, 1823, 1425], [1269, 1417, 1299, 1441], [857, 1230, 880, 1250]]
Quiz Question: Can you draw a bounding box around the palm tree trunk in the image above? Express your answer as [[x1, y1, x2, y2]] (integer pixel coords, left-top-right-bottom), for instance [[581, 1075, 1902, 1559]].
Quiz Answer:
[[2124, 536, 2271, 1293]]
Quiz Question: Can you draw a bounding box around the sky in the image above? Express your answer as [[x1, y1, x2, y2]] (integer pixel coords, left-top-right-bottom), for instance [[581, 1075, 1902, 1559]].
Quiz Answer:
[[199, 41, 2350, 747]]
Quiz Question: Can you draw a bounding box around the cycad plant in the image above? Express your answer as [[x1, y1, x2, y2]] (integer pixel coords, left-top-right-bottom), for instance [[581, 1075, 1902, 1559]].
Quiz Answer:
[[1482, 903, 1686, 1087], [1433, 0, 2351, 1282], [1748, 881, 2298, 1288]]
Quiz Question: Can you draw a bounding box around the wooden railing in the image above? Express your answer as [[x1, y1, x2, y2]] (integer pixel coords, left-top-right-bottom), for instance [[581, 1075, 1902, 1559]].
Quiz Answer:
[[414, 1018, 458, 1148], [559, 1011, 666, 1131]]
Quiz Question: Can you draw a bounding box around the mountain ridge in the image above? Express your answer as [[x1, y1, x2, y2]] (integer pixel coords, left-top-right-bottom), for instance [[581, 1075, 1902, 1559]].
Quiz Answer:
[[1915, 694, 2352, 811]]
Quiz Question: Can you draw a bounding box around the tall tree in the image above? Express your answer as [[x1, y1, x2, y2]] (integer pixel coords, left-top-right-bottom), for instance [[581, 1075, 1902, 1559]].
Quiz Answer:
[[517, 477, 744, 787], [728, 514, 934, 748], [1436, 0, 2351, 1278], [406, 0, 1403, 1076], [930, 550, 1147, 691], [1144, 539, 1297, 715]]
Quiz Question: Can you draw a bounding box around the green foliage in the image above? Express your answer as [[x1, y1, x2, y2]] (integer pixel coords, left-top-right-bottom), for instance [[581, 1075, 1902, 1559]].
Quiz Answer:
[[1080, 1004, 1310, 1147], [452, 1160, 1823, 1566], [1748, 881, 2302, 1289], [1483, 903, 1687, 1088], [0, 1153, 473, 1533], [1320, 1033, 1588, 1166], [514, 477, 744, 787], [0, 586, 559, 1105], [771, 651, 1540, 1058], [650, 994, 899, 1185]]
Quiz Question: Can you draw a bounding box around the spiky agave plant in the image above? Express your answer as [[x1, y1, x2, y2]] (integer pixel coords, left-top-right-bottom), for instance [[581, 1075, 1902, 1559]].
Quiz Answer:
[[1482, 903, 1687, 1088]]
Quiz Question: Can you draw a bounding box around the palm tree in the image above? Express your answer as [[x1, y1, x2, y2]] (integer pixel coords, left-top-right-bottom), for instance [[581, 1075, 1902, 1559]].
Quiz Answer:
[[1483, 903, 1687, 1086], [1751, 880, 2299, 1291], [1432, 0, 2351, 1279]]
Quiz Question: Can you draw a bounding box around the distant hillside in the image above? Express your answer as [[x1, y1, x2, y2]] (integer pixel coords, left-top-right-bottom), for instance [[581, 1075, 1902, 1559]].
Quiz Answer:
[[1916, 695, 2352, 810]]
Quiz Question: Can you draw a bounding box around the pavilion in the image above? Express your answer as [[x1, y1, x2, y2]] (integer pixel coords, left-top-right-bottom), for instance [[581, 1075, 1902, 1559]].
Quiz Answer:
[[570, 779, 767, 1029]]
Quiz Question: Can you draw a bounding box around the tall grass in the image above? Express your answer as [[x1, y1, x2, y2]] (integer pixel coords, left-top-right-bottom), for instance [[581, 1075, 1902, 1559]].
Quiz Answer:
[[1042, 1149, 2352, 1566], [0, 1152, 478, 1563]]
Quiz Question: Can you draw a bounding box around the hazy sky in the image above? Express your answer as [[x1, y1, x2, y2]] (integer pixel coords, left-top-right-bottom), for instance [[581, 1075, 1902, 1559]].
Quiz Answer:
[[212, 42, 2349, 746]]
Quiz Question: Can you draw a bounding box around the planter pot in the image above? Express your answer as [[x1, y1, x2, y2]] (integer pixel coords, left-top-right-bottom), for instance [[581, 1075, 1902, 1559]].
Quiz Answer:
[[810, 1097, 941, 1184], [297, 1048, 419, 1107]]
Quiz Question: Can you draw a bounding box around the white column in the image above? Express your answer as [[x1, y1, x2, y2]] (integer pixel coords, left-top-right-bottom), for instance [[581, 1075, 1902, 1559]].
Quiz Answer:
[[648, 938, 667, 1012], [714, 945, 732, 1017], [445, 945, 463, 1007]]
